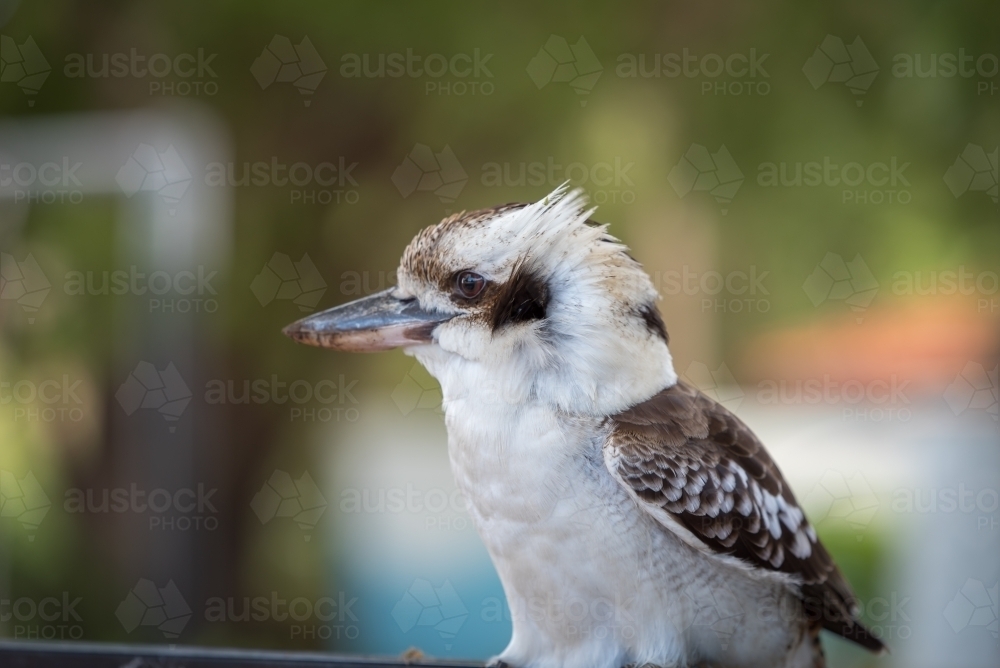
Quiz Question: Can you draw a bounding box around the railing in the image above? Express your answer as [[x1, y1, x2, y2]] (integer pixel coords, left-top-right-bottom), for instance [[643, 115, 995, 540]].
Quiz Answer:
[[0, 640, 480, 668]]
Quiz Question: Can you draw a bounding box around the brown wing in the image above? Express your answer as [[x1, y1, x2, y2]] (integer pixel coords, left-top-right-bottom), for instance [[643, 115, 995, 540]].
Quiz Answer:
[[604, 380, 885, 653]]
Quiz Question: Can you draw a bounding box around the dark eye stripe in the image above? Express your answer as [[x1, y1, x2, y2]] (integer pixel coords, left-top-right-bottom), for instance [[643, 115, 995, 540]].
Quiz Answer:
[[638, 302, 668, 343], [490, 259, 549, 332]]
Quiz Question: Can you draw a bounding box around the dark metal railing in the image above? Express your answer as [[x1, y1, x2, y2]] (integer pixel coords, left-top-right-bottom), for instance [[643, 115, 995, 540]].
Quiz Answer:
[[0, 640, 481, 668]]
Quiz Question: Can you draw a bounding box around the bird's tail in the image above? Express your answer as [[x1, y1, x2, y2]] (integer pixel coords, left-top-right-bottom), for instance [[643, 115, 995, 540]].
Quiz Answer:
[[801, 582, 888, 655], [825, 617, 887, 654]]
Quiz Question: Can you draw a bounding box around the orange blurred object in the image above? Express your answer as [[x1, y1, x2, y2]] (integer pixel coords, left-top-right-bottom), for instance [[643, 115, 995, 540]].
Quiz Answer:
[[740, 295, 999, 392]]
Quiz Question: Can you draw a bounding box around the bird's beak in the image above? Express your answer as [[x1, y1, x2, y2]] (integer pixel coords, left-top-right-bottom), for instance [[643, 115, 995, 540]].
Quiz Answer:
[[282, 288, 454, 352]]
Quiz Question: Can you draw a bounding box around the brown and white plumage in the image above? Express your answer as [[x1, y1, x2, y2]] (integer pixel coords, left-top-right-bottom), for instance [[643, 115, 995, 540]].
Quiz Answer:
[[607, 380, 884, 655], [285, 185, 885, 668]]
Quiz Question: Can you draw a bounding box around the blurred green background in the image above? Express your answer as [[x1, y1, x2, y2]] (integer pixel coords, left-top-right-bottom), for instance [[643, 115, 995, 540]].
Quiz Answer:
[[1, 1, 997, 667]]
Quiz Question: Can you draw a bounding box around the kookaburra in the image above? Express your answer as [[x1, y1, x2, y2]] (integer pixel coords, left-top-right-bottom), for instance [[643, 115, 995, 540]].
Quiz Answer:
[[284, 186, 885, 668]]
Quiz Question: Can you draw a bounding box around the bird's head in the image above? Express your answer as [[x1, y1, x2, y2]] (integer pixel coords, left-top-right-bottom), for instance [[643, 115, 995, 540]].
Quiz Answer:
[[284, 185, 676, 415]]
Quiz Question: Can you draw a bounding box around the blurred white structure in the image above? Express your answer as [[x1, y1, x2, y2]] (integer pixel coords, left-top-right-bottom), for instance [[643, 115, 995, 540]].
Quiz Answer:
[[0, 105, 233, 611]]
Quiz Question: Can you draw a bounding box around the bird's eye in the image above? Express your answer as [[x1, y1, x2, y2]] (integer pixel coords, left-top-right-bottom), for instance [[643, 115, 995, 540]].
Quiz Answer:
[[455, 271, 486, 299]]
